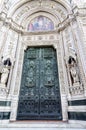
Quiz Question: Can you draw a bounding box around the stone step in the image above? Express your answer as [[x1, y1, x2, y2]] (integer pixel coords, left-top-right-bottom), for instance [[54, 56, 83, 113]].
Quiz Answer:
[[0, 121, 86, 130], [0, 128, 86, 130]]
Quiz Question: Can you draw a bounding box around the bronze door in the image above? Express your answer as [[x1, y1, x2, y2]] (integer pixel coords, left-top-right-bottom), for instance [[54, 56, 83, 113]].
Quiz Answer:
[[17, 47, 62, 120]]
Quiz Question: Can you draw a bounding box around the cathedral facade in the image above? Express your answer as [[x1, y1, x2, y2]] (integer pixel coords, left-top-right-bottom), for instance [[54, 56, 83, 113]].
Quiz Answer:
[[0, 0, 86, 129]]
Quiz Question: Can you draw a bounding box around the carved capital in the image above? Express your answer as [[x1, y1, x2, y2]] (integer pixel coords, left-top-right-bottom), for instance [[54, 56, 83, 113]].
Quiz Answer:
[[73, 6, 86, 17], [57, 14, 76, 32], [23, 43, 28, 51], [0, 12, 23, 33]]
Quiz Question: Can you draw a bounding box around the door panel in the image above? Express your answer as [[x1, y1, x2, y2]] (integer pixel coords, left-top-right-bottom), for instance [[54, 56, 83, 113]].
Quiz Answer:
[[17, 47, 62, 120]]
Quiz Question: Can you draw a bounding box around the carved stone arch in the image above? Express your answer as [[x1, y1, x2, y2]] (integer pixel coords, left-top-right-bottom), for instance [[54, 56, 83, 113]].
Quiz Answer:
[[6, 0, 71, 27], [15, 10, 58, 27], [11, 4, 67, 27], [7, 0, 71, 18], [13, 2, 68, 20]]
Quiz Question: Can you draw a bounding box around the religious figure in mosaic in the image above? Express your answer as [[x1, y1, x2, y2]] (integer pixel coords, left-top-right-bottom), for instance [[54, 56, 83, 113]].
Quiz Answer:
[[28, 16, 54, 32]]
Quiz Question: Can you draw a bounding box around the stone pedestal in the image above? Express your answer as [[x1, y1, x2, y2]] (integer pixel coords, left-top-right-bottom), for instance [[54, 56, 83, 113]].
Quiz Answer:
[[0, 84, 7, 96], [69, 82, 84, 95]]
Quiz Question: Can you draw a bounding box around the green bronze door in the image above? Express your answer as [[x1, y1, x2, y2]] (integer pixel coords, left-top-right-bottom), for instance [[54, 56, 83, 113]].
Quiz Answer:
[[17, 47, 62, 120]]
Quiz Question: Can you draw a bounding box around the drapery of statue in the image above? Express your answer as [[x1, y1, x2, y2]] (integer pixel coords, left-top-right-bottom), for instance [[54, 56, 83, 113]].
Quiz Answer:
[[68, 56, 80, 85], [67, 54, 84, 95], [17, 47, 62, 120], [0, 57, 11, 88]]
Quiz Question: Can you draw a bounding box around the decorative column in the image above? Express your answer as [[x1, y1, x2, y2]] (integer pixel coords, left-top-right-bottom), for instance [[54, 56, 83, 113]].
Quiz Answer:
[[0, 23, 11, 97], [70, 14, 86, 96], [56, 31, 68, 121], [10, 33, 24, 121]]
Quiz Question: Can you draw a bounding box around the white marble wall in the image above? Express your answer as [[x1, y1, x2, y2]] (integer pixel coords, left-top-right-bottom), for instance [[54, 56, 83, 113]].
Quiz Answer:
[[0, 0, 86, 128]]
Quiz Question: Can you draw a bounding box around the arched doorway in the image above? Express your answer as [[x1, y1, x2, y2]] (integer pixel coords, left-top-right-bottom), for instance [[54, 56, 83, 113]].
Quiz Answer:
[[9, 0, 70, 122]]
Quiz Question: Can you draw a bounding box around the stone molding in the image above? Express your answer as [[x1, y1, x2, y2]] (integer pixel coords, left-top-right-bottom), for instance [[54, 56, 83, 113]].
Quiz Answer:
[[57, 6, 86, 32], [0, 6, 85, 34], [0, 12, 23, 34], [0, 12, 75, 34]]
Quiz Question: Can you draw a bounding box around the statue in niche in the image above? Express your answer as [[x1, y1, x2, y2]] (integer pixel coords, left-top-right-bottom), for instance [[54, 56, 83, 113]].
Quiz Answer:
[[0, 57, 11, 87], [68, 56, 80, 85]]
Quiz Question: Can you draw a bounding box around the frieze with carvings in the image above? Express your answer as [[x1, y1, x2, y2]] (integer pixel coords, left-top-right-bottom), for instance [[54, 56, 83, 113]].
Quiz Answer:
[[14, 0, 67, 22], [23, 34, 58, 43]]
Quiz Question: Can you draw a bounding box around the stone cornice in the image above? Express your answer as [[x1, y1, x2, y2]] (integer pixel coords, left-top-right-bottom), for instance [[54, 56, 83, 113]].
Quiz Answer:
[[0, 12, 23, 33], [22, 30, 58, 36], [57, 6, 86, 32], [57, 14, 76, 32], [0, 12, 59, 35], [0, 6, 85, 34], [0, 11, 77, 34], [73, 6, 86, 17], [0, 12, 58, 35]]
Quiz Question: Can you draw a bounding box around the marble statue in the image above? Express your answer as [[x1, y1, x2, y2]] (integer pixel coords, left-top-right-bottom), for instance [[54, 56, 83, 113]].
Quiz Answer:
[[0, 57, 11, 86], [68, 56, 80, 85], [0, 66, 9, 84]]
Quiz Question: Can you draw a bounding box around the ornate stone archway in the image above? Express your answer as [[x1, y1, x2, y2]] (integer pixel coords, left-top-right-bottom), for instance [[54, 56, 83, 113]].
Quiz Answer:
[[0, 0, 86, 126]]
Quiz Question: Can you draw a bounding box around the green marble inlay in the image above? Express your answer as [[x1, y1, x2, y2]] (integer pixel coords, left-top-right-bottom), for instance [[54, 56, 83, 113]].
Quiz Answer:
[[68, 99, 86, 106], [68, 112, 86, 121], [0, 101, 11, 106], [0, 112, 10, 120]]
